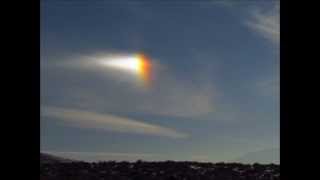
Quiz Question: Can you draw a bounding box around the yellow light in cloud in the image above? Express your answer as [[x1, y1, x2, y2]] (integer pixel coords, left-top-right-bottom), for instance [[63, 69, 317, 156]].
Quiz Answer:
[[136, 53, 152, 87], [100, 53, 152, 87]]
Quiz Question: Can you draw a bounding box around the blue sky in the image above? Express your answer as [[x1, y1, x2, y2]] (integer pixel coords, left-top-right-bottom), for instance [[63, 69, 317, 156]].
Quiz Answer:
[[41, 0, 279, 163]]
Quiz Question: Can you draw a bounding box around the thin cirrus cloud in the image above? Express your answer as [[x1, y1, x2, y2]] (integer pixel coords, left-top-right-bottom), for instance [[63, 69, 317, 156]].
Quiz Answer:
[[257, 77, 279, 97], [246, 4, 279, 44], [42, 150, 161, 162], [58, 77, 215, 119], [41, 53, 216, 118], [42, 150, 211, 162], [41, 106, 188, 139], [246, 4, 280, 99]]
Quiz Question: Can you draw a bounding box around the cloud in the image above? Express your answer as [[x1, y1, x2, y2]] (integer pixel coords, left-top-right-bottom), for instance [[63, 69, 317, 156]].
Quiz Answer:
[[41, 53, 216, 118], [41, 106, 188, 139], [190, 155, 209, 162], [42, 151, 213, 162], [42, 150, 161, 162], [247, 4, 279, 44], [257, 76, 279, 97], [137, 73, 216, 118], [233, 148, 280, 164]]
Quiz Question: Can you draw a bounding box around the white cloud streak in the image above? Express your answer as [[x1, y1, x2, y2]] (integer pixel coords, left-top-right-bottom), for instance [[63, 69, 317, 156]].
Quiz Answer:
[[247, 4, 279, 44], [41, 53, 216, 118], [41, 106, 188, 139]]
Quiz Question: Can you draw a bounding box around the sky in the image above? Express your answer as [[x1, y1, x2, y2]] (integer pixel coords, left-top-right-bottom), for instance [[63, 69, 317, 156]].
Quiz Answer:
[[41, 0, 279, 163]]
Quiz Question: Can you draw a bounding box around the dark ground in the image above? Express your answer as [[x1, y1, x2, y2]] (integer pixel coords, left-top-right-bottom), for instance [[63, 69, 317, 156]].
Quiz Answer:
[[40, 160, 280, 180]]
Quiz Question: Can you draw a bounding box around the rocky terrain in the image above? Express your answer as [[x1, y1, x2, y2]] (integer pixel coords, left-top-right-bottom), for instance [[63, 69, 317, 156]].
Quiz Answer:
[[40, 154, 279, 180]]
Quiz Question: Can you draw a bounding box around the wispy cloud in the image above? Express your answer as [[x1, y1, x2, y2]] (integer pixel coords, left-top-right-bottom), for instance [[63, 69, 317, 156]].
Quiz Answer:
[[232, 148, 280, 164], [257, 76, 279, 97], [42, 150, 212, 162], [247, 4, 279, 44], [137, 73, 216, 118], [41, 53, 216, 118], [41, 106, 188, 139], [42, 150, 161, 162], [190, 155, 209, 162]]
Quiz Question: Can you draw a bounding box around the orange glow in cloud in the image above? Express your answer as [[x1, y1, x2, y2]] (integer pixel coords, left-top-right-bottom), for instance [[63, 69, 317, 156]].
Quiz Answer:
[[136, 53, 152, 87], [100, 53, 153, 87]]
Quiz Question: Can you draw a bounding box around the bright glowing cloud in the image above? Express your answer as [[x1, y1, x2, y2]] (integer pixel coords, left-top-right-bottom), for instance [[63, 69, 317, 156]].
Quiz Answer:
[[41, 52, 216, 118], [98, 53, 152, 87], [41, 106, 188, 139]]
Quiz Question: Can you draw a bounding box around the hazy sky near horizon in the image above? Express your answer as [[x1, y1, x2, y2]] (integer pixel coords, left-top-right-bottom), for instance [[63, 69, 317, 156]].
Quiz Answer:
[[41, 0, 279, 163]]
